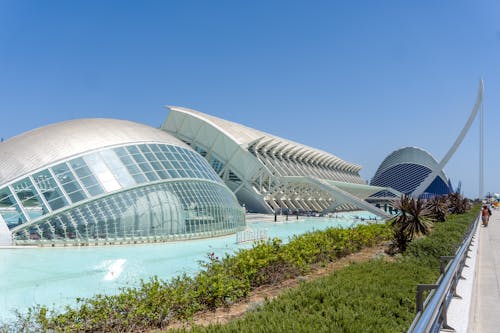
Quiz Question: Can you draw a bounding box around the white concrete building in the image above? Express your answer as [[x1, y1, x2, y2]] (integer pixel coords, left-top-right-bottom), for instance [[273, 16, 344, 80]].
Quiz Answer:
[[162, 106, 397, 218]]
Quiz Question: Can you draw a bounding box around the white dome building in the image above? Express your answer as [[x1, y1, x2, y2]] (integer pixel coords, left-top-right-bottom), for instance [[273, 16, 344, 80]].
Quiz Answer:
[[0, 118, 244, 246], [370, 146, 453, 198]]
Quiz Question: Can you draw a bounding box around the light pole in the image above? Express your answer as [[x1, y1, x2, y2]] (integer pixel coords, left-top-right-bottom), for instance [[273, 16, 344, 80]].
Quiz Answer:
[[479, 89, 484, 199]]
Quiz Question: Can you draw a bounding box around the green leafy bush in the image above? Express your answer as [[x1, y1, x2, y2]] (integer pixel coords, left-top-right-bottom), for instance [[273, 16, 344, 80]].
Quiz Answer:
[[5, 221, 392, 333], [172, 207, 479, 333], [180, 260, 437, 333], [404, 209, 474, 268]]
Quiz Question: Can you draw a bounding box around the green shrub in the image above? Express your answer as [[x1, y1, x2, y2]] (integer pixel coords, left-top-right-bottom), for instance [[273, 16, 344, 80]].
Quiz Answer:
[[404, 207, 477, 268], [171, 207, 479, 333], [177, 260, 437, 333], [5, 207, 477, 333], [6, 221, 392, 333]]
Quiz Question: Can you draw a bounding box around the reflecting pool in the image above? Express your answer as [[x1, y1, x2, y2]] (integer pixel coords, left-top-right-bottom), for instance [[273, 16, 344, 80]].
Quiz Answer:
[[0, 211, 379, 321]]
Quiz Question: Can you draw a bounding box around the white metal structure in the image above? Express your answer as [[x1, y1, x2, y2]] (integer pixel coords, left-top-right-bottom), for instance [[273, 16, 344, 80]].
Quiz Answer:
[[412, 80, 484, 198], [162, 106, 395, 218]]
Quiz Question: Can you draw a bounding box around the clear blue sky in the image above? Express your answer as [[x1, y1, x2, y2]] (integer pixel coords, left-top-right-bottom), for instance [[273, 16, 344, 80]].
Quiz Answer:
[[1, 0, 499, 198]]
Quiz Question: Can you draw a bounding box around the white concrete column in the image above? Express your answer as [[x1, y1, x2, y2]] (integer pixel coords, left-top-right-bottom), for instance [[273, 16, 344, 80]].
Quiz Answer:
[[0, 215, 13, 246]]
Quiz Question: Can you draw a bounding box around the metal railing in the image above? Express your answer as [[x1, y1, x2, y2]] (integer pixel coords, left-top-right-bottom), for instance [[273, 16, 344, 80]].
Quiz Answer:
[[407, 213, 480, 333], [235, 228, 268, 244]]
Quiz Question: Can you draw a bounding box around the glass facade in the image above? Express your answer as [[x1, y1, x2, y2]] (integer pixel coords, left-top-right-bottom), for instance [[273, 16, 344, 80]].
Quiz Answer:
[[370, 163, 452, 198], [0, 143, 244, 245]]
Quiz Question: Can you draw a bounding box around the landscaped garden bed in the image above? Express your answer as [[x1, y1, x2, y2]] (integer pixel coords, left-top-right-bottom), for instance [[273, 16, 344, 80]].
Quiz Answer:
[[3, 199, 478, 333], [169, 204, 478, 332]]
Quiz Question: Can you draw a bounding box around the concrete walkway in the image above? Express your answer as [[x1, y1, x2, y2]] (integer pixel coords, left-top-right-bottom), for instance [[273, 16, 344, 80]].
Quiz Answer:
[[468, 207, 500, 332], [445, 215, 479, 332]]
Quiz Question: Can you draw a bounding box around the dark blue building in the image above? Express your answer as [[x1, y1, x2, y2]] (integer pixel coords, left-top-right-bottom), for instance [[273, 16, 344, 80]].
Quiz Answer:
[[370, 147, 453, 198]]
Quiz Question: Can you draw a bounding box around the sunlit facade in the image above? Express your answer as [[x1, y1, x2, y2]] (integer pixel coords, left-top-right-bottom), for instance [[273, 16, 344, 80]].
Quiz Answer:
[[162, 106, 396, 218], [0, 119, 244, 246]]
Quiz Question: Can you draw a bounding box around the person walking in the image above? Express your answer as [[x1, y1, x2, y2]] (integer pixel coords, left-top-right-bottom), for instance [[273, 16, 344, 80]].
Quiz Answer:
[[481, 205, 491, 227]]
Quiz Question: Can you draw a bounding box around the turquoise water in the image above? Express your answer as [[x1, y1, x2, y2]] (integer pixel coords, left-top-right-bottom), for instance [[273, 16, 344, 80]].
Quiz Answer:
[[0, 211, 379, 321]]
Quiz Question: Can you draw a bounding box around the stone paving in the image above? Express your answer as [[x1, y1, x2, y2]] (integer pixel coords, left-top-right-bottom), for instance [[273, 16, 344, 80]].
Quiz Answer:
[[468, 206, 500, 332]]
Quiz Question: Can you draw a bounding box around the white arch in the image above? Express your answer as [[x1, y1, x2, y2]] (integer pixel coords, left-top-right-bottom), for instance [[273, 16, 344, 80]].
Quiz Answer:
[[412, 80, 484, 198]]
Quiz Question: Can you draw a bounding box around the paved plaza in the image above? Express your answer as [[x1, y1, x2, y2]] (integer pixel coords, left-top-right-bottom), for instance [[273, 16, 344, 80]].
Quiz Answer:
[[468, 206, 500, 332]]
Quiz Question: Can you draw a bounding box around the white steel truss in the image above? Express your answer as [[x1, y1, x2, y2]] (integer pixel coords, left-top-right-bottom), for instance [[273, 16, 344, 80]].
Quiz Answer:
[[162, 106, 394, 218]]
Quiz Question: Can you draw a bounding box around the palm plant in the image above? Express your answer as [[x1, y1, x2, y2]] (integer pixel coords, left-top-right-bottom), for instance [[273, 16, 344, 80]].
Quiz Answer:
[[426, 195, 448, 222], [388, 195, 432, 254], [447, 191, 470, 214]]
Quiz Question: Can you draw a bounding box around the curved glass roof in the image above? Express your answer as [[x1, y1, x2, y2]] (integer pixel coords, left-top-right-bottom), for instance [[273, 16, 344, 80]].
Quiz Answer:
[[12, 180, 244, 245], [1, 142, 224, 231], [0, 118, 190, 186]]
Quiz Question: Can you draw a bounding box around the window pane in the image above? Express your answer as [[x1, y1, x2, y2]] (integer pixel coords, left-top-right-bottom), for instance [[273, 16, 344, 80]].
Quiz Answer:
[[84, 153, 121, 192], [52, 163, 87, 203], [99, 149, 135, 188], [0, 187, 27, 227], [32, 170, 68, 211], [114, 148, 148, 184], [127, 146, 158, 181], [12, 178, 48, 218], [69, 158, 104, 196]]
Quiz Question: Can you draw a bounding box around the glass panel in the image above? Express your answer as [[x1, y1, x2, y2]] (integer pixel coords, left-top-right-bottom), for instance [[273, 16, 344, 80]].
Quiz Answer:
[[9, 159, 244, 244], [69, 158, 104, 196], [84, 153, 121, 192], [148, 144, 160, 153], [52, 163, 75, 185], [113, 149, 148, 184], [184, 151, 200, 166], [138, 144, 153, 156], [32, 170, 68, 211], [183, 169, 194, 177], [140, 145, 169, 179], [113, 146, 129, 157], [177, 169, 188, 178], [164, 151, 175, 161], [166, 169, 180, 178], [0, 187, 26, 228], [126, 146, 158, 181], [171, 161, 181, 170], [151, 147, 167, 163], [210, 156, 225, 174], [51, 163, 87, 203], [173, 152, 182, 160], [99, 149, 136, 188], [12, 178, 48, 218]]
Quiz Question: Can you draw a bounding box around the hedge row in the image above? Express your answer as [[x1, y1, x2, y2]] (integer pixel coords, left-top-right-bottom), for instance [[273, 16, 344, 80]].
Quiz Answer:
[[172, 207, 478, 333], [7, 222, 391, 332]]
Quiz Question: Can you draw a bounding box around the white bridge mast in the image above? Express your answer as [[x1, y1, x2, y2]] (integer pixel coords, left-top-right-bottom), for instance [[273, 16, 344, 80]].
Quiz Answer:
[[479, 91, 484, 198], [411, 80, 484, 198]]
